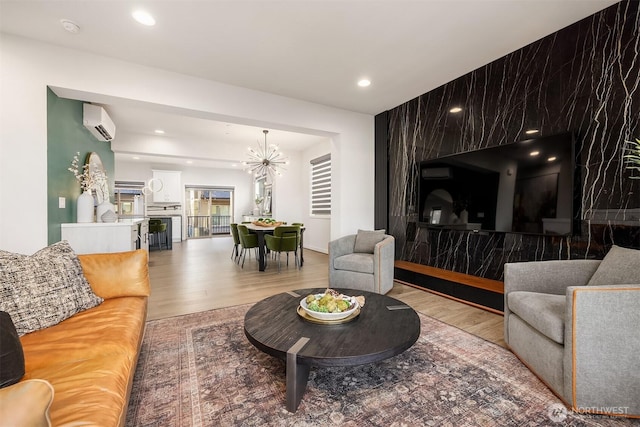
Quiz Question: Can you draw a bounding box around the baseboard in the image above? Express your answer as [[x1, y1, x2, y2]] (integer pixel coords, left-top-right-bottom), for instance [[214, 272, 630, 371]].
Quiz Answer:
[[304, 245, 328, 254], [394, 261, 504, 313]]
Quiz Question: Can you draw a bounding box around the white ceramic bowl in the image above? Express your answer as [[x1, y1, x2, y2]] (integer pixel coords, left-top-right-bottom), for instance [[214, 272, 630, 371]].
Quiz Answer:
[[299, 294, 359, 321]]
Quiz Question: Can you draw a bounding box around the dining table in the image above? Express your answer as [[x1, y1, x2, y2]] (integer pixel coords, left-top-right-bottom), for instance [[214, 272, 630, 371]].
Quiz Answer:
[[244, 223, 305, 271]]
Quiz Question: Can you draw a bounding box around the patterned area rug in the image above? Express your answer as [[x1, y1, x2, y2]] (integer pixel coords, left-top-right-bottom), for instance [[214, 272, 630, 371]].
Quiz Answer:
[[126, 304, 633, 426]]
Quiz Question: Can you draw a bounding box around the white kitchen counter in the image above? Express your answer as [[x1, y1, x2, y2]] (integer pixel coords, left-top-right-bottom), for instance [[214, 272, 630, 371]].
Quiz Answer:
[[61, 219, 149, 254]]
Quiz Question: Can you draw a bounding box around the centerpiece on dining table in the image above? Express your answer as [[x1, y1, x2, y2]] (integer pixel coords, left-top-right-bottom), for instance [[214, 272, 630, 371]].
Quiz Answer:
[[252, 218, 284, 227]]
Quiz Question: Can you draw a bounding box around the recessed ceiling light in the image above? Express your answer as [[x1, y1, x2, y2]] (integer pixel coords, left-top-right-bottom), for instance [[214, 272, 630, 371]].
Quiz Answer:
[[547, 156, 557, 162], [525, 129, 539, 135], [231, 164, 237, 167], [449, 107, 463, 113], [154, 129, 165, 134], [60, 19, 80, 34], [186, 160, 193, 164], [132, 10, 156, 26], [357, 79, 371, 88], [132, 156, 140, 160], [530, 151, 540, 156]]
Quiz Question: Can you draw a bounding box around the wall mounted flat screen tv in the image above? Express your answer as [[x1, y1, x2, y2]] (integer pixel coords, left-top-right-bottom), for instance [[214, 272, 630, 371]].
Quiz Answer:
[[418, 133, 580, 236]]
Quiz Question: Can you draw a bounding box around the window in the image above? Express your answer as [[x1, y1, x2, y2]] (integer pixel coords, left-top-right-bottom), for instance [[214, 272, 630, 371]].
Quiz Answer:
[[185, 186, 234, 237], [310, 154, 331, 215], [114, 181, 145, 216]]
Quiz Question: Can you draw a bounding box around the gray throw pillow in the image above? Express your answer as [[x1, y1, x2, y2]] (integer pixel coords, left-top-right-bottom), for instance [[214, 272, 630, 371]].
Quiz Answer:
[[587, 245, 640, 286], [353, 229, 386, 253], [0, 241, 103, 336]]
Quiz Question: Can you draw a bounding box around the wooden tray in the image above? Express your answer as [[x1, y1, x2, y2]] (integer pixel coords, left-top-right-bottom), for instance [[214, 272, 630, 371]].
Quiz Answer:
[[296, 306, 360, 325], [252, 221, 284, 227]]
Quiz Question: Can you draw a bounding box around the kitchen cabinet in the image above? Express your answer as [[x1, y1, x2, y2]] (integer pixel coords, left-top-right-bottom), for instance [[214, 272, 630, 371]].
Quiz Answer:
[[152, 170, 182, 204], [61, 219, 149, 255]]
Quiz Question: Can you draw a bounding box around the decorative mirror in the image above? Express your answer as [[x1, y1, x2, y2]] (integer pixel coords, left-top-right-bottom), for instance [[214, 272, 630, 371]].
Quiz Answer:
[[87, 152, 109, 204], [263, 184, 272, 215]]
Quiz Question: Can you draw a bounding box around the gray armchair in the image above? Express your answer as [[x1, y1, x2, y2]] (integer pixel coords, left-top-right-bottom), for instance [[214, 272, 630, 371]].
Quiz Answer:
[[329, 232, 395, 294], [504, 247, 640, 417]]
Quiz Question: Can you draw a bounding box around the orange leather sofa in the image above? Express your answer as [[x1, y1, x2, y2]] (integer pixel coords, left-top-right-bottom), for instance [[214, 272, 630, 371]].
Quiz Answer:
[[4, 249, 150, 426]]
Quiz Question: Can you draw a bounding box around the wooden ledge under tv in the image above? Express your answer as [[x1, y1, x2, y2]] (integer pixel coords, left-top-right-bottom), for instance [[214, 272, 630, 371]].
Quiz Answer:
[[394, 261, 504, 314]]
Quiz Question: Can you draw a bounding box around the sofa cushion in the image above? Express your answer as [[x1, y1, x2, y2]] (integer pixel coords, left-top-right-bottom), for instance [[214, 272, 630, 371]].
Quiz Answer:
[[354, 229, 385, 253], [78, 250, 150, 299], [19, 296, 147, 426], [587, 245, 640, 286], [508, 291, 565, 344], [0, 241, 103, 336], [333, 253, 374, 274], [0, 311, 24, 388]]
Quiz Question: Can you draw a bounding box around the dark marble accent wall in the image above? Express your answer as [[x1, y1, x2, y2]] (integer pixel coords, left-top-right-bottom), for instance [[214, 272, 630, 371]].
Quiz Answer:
[[385, 1, 640, 280]]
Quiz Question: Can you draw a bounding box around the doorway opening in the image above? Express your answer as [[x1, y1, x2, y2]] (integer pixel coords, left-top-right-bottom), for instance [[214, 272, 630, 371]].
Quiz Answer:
[[185, 187, 234, 238]]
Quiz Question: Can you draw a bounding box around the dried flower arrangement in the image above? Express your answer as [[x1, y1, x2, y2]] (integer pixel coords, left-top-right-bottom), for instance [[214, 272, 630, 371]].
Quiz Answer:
[[68, 152, 106, 192]]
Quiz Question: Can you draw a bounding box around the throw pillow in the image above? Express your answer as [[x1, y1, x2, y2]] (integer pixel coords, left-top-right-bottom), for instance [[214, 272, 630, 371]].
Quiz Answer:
[[354, 229, 386, 253], [0, 241, 104, 336], [587, 245, 640, 286], [0, 311, 24, 388]]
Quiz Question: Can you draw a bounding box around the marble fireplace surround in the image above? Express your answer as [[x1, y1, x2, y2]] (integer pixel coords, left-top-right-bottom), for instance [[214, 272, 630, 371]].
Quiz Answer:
[[378, 0, 640, 284]]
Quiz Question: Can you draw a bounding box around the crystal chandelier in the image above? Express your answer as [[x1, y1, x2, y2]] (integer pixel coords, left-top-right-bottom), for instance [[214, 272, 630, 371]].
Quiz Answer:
[[243, 130, 288, 177]]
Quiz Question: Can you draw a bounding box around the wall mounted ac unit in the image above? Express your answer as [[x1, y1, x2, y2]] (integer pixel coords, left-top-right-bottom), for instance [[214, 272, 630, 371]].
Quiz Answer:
[[83, 104, 116, 141], [421, 167, 451, 179]]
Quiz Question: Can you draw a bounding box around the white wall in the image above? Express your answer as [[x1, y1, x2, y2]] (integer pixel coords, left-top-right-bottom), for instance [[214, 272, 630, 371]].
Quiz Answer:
[[0, 34, 374, 254]]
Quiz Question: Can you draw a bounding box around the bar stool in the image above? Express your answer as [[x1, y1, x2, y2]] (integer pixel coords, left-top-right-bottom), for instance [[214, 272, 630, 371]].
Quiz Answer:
[[149, 219, 168, 250]]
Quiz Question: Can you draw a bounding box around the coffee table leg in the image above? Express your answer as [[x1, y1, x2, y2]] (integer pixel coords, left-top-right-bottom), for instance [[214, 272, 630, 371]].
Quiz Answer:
[[286, 337, 310, 412]]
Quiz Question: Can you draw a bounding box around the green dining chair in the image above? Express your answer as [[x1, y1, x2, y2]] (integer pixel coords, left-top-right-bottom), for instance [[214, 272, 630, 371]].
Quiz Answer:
[[230, 223, 241, 262], [237, 224, 259, 268], [265, 225, 301, 272], [264, 232, 280, 266]]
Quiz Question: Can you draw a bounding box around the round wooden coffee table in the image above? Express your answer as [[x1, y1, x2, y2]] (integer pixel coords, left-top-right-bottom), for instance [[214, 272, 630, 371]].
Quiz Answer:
[[244, 288, 421, 412]]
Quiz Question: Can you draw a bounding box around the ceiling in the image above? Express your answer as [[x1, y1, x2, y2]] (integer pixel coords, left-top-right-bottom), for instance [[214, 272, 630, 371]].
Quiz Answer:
[[0, 0, 619, 166]]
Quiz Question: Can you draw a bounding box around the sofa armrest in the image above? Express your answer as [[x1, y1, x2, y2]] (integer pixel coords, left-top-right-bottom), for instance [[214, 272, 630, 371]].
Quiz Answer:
[[373, 235, 395, 294], [373, 235, 394, 259], [504, 260, 601, 295], [0, 379, 54, 427], [563, 284, 640, 415], [78, 250, 150, 299], [329, 235, 356, 263]]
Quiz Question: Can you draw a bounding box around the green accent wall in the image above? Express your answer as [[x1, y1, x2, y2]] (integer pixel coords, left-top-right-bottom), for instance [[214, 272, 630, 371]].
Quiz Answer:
[[47, 88, 115, 244]]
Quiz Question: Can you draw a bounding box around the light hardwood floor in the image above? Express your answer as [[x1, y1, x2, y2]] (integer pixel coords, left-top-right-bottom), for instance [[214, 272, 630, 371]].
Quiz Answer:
[[147, 237, 505, 347]]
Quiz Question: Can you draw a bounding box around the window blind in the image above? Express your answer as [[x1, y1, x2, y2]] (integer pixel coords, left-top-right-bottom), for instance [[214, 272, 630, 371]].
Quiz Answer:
[[310, 154, 331, 215]]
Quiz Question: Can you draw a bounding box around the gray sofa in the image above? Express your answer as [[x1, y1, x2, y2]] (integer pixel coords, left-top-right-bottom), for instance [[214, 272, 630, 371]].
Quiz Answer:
[[504, 245, 640, 417], [329, 232, 395, 294]]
